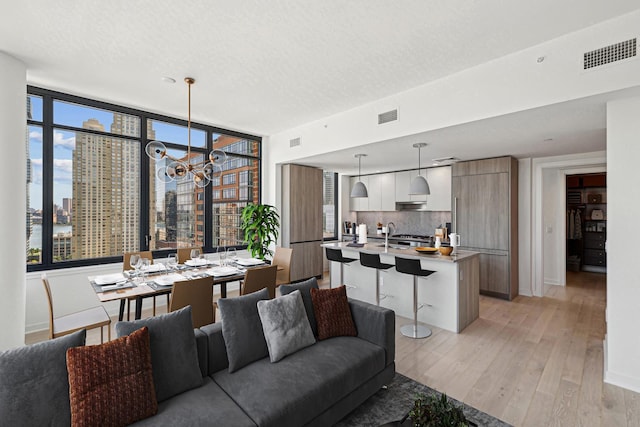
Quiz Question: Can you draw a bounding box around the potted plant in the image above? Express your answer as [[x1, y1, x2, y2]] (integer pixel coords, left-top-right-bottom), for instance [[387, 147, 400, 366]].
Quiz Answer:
[[240, 203, 280, 260], [406, 392, 473, 427]]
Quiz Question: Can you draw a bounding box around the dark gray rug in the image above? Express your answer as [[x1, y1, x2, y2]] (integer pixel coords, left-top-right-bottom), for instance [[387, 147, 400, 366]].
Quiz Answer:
[[335, 373, 512, 427]]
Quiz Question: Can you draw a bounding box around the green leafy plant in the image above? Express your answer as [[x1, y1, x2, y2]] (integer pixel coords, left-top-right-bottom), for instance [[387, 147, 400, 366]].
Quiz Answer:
[[241, 204, 280, 260], [409, 392, 469, 427]]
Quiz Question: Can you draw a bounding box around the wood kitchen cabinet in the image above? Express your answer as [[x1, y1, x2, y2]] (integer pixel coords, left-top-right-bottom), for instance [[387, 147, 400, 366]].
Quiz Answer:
[[281, 164, 323, 281], [452, 156, 518, 300]]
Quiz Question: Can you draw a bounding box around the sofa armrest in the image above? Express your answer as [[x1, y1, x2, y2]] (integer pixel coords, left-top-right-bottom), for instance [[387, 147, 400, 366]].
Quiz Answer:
[[348, 299, 395, 366]]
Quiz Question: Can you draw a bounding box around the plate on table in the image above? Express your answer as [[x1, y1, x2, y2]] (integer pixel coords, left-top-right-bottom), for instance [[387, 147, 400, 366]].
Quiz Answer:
[[94, 273, 126, 285], [208, 267, 241, 277], [415, 247, 438, 255], [185, 259, 210, 267], [235, 258, 265, 267], [153, 273, 187, 287]]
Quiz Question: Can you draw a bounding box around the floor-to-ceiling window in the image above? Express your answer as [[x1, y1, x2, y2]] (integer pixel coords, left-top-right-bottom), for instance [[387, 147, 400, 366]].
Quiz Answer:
[[26, 87, 261, 271]]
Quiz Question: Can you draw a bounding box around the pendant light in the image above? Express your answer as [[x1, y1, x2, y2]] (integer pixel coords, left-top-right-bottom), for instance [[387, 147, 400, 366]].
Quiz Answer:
[[350, 154, 368, 198], [408, 143, 430, 195]]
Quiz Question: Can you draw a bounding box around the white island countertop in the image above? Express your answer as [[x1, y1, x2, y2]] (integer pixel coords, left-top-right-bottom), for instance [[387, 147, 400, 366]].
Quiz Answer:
[[322, 241, 479, 263], [322, 241, 480, 333]]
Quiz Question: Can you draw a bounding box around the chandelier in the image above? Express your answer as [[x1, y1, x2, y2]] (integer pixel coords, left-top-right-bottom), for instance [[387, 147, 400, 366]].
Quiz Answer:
[[144, 77, 227, 188]]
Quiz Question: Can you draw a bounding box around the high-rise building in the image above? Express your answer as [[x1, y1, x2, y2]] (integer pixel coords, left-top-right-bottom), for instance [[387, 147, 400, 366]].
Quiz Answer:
[[62, 198, 72, 216], [71, 114, 156, 259]]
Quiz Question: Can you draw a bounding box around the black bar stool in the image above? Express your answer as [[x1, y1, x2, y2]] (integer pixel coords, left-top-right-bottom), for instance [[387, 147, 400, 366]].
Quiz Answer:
[[359, 252, 394, 306], [394, 256, 436, 339], [325, 248, 357, 288]]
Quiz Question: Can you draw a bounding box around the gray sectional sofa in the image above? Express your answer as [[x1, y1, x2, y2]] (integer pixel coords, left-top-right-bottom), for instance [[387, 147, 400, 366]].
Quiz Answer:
[[0, 293, 395, 426]]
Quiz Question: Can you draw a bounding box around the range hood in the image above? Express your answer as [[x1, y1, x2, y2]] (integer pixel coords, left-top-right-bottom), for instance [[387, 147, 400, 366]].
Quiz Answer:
[[395, 201, 429, 211]]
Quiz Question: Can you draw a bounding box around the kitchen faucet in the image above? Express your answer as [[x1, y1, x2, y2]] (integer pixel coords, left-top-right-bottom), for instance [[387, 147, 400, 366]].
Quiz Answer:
[[385, 222, 396, 251]]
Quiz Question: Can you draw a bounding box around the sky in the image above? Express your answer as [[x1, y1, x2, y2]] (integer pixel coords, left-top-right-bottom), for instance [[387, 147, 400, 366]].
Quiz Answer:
[[28, 95, 213, 210]]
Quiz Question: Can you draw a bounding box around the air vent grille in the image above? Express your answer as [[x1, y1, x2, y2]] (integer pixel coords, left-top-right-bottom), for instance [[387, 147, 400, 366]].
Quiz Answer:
[[378, 109, 398, 125], [584, 38, 636, 70], [289, 137, 301, 148]]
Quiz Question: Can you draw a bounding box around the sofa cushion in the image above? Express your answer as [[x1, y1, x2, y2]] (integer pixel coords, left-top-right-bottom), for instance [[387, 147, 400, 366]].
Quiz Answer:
[[66, 327, 157, 426], [115, 306, 203, 402], [279, 277, 319, 336], [311, 285, 357, 340], [213, 336, 385, 427], [217, 287, 270, 372], [131, 377, 257, 427], [257, 290, 315, 362], [0, 329, 86, 427]]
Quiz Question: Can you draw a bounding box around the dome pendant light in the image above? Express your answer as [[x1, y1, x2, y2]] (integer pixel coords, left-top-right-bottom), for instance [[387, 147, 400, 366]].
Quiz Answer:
[[350, 154, 369, 198], [409, 143, 431, 195]]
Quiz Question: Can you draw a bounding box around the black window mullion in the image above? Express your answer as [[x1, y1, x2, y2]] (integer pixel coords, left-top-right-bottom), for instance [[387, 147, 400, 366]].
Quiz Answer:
[[204, 130, 213, 252], [41, 92, 54, 266], [140, 114, 150, 251]]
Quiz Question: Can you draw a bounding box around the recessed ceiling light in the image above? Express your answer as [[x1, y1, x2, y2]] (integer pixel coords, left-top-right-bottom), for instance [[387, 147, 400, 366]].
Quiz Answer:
[[543, 138, 554, 142], [537, 56, 546, 63], [161, 76, 176, 84]]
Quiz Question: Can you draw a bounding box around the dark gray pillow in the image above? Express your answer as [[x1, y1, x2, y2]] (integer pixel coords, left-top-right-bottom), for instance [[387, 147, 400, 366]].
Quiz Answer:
[[0, 329, 86, 427], [217, 287, 270, 372], [280, 277, 319, 336], [115, 306, 202, 402], [258, 290, 315, 362]]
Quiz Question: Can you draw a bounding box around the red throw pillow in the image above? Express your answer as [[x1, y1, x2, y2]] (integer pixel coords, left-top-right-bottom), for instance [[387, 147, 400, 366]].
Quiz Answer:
[[310, 285, 357, 340], [66, 326, 157, 427]]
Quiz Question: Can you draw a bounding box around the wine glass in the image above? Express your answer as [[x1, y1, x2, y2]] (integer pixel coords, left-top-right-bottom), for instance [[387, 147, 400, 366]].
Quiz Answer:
[[190, 248, 201, 261], [227, 248, 237, 265], [140, 258, 151, 282], [167, 253, 177, 272], [219, 249, 227, 267], [129, 254, 141, 279]]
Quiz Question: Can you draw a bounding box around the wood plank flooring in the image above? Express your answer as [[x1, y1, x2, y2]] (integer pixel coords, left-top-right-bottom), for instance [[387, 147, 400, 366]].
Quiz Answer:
[[25, 271, 640, 426]]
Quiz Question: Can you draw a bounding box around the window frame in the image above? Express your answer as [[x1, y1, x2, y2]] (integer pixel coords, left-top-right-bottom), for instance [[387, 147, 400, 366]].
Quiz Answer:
[[27, 86, 262, 272], [323, 171, 339, 241]]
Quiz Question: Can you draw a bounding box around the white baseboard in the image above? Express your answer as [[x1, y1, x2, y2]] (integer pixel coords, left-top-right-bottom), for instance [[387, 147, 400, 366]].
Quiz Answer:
[[603, 335, 640, 393], [519, 287, 533, 297], [544, 278, 561, 286]]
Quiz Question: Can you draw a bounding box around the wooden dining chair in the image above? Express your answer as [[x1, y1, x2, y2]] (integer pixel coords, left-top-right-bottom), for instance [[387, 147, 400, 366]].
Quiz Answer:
[[42, 273, 111, 343], [169, 277, 214, 328], [122, 251, 167, 319], [177, 247, 203, 264], [272, 246, 293, 286], [213, 265, 277, 322]]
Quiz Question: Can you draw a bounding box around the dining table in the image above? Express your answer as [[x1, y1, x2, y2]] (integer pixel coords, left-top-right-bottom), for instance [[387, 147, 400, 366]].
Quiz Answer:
[[89, 257, 270, 320]]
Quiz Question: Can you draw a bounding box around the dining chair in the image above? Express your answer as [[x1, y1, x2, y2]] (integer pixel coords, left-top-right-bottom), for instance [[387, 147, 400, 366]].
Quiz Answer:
[[213, 264, 277, 322], [122, 251, 168, 319], [42, 273, 111, 343], [272, 246, 293, 286], [169, 277, 215, 328], [177, 247, 204, 264]]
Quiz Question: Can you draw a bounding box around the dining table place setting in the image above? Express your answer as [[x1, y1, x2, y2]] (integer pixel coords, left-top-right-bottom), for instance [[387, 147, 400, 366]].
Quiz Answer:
[[91, 273, 136, 292], [234, 257, 266, 267]]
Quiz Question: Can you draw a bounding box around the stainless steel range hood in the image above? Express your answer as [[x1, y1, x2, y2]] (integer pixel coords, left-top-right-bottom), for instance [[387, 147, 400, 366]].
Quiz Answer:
[[395, 201, 429, 211]]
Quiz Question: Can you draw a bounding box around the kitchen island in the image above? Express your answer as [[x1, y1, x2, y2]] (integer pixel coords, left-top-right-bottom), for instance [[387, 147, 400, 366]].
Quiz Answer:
[[322, 242, 480, 333]]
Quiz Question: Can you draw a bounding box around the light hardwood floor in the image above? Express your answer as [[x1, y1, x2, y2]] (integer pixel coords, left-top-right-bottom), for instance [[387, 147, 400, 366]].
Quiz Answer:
[[26, 271, 638, 426]]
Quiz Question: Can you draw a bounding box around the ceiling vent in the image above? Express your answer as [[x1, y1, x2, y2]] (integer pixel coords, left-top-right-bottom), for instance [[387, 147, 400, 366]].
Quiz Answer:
[[378, 109, 398, 125], [289, 137, 301, 148], [584, 38, 636, 70], [432, 156, 460, 164]]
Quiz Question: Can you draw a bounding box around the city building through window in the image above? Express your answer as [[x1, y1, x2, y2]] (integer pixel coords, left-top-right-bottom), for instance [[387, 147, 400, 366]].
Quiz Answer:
[[26, 88, 261, 270]]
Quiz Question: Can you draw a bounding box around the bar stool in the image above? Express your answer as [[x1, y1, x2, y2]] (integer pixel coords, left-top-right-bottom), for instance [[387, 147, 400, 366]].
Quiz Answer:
[[359, 252, 394, 306], [394, 256, 436, 339], [325, 248, 357, 288]]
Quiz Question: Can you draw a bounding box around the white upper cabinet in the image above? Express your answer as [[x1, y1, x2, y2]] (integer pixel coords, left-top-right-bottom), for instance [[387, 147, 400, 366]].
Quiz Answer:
[[425, 166, 452, 211], [350, 166, 450, 211]]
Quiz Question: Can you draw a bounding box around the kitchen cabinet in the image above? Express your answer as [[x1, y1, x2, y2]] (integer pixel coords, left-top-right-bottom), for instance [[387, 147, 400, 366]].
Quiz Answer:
[[395, 170, 426, 202], [349, 176, 369, 211], [281, 164, 323, 281], [379, 173, 396, 210], [452, 156, 518, 300], [425, 166, 452, 211]]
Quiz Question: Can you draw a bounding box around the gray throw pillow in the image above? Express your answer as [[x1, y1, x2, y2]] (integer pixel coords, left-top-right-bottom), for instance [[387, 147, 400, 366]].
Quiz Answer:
[[217, 287, 270, 372], [115, 306, 202, 402], [280, 277, 319, 336], [257, 290, 316, 362], [0, 329, 86, 427]]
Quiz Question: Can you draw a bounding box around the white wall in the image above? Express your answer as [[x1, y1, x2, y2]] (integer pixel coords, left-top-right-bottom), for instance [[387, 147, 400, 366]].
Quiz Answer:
[[263, 11, 640, 205], [605, 95, 640, 392], [518, 158, 533, 296], [0, 52, 26, 350], [542, 168, 563, 286]]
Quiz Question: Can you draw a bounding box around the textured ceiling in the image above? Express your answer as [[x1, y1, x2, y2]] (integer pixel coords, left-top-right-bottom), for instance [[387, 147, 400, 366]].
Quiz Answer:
[[1, 0, 639, 136]]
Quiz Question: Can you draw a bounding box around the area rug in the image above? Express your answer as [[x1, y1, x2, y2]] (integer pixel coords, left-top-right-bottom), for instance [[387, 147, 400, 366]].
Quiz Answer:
[[335, 373, 512, 427]]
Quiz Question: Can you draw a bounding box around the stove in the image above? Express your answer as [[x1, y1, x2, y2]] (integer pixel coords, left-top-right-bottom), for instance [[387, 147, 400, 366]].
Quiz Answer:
[[391, 234, 432, 240], [389, 234, 434, 246]]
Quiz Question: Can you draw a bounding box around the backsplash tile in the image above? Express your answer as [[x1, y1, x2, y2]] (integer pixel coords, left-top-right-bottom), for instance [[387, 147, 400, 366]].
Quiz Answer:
[[355, 211, 452, 236]]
